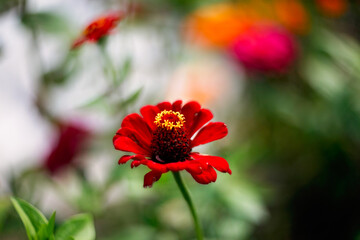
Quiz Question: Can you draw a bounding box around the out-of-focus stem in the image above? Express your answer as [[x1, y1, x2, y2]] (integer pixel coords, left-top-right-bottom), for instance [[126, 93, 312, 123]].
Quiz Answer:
[[98, 42, 117, 86]]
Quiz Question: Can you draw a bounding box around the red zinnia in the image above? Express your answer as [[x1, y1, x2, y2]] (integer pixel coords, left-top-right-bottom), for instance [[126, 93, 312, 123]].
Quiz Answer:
[[44, 122, 90, 174], [71, 11, 125, 49], [113, 100, 231, 187]]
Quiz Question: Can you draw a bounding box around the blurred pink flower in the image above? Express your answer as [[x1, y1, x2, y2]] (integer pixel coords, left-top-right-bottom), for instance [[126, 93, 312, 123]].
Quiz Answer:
[[230, 24, 297, 73], [44, 122, 90, 174]]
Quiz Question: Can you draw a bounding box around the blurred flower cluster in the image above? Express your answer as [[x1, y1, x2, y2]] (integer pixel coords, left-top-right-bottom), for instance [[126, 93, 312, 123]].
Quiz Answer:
[[1, 0, 360, 239]]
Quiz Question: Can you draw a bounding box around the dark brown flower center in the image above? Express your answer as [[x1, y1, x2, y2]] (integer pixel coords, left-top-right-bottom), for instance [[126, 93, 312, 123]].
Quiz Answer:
[[151, 110, 192, 163]]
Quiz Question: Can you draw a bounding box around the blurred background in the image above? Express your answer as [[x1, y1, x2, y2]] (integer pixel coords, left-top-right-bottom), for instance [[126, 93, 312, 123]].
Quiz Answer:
[[1, 0, 360, 239]]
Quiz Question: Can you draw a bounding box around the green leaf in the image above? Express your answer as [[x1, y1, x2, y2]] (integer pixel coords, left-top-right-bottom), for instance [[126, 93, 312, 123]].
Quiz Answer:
[[37, 223, 50, 240], [42, 65, 71, 86], [0, 0, 18, 14], [11, 197, 48, 240], [302, 56, 345, 101], [78, 92, 110, 112], [55, 214, 95, 240], [117, 58, 132, 85], [118, 87, 142, 109], [47, 212, 56, 234], [21, 11, 69, 34], [0, 197, 11, 233], [37, 211, 56, 240]]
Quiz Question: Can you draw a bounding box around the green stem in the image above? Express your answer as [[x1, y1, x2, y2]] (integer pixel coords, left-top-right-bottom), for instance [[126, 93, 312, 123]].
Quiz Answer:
[[98, 42, 117, 86], [172, 171, 204, 240]]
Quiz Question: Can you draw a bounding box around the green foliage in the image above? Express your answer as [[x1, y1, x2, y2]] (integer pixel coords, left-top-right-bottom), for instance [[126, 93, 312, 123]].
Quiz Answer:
[[118, 87, 143, 109], [11, 198, 95, 240], [42, 52, 79, 86], [0, 197, 12, 233], [11, 197, 49, 240], [55, 214, 95, 240], [0, 0, 18, 14], [117, 58, 132, 86], [37, 212, 56, 240], [21, 11, 70, 34]]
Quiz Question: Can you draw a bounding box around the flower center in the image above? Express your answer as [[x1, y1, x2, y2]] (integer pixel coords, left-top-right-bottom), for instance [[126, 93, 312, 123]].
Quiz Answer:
[[154, 110, 185, 130], [151, 110, 191, 163]]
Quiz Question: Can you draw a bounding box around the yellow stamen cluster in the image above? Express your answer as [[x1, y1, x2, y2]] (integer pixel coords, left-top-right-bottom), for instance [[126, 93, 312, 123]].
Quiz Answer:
[[154, 110, 185, 130]]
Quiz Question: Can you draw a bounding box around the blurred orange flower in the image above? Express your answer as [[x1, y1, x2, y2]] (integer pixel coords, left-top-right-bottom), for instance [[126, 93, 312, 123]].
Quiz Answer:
[[274, 0, 309, 35], [184, 0, 310, 49], [167, 59, 234, 106], [316, 0, 348, 17], [184, 3, 258, 48]]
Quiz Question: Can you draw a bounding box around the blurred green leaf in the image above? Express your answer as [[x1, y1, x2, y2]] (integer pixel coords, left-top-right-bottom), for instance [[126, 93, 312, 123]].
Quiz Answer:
[[118, 87, 143, 109], [107, 162, 126, 185], [302, 56, 345, 101], [76, 181, 101, 214], [42, 53, 79, 86], [0, 197, 11, 232], [117, 58, 132, 85], [43, 67, 70, 86], [101, 226, 155, 240], [21, 11, 69, 34], [79, 93, 108, 110], [11, 197, 48, 240], [216, 181, 267, 224], [55, 214, 95, 240], [321, 31, 360, 77], [0, 0, 18, 14]]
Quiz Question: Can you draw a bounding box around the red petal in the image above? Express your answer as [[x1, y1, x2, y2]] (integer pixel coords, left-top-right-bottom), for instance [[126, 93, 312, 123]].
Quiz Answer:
[[144, 171, 162, 188], [191, 122, 228, 147], [131, 160, 143, 168], [145, 160, 169, 173], [140, 105, 160, 130], [113, 133, 120, 143], [157, 101, 172, 111], [192, 154, 231, 174], [116, 127, 151, 151], [172, 100, 183, 112], [121, 113, 153, 139], [190, 165, 217, 184], [165, 161, 188, 171], [118, 154, 146, 164], [71, 37, 87, 49], [181, 101, 201, 130], [185, 161, 203, 175], [128, 158, 169, 173], [188, 109, 213, 137], [114, 136, 150, 155]]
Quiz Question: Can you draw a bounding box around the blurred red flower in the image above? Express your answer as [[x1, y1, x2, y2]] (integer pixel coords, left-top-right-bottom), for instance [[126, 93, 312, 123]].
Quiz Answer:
[[113, 100, 231, 187], [230, 24, 297, 73], [44, 122, 90, 174], [71, 11, 125, 49]]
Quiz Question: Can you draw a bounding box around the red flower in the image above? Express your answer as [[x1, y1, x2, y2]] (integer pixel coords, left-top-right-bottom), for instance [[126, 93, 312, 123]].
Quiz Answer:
[[71, 11, 125, 49], [44, 122, 90, 174], [113, 100, 232, 187]]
